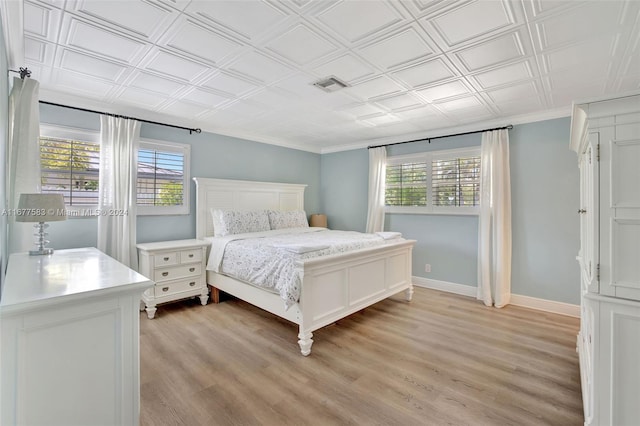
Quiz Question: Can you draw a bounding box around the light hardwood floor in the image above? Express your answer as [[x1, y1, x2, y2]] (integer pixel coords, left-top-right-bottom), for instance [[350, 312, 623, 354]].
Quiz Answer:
[[140, 287, 583, 426]]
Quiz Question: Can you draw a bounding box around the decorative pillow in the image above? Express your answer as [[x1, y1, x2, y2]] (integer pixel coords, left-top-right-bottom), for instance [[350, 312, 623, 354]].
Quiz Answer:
[[268, 210, 309, 230], [211, 209, 270, 236]]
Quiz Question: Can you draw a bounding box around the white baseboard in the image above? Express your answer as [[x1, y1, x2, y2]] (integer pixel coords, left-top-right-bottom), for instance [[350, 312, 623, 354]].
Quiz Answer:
[[413, 276, 579, 318]]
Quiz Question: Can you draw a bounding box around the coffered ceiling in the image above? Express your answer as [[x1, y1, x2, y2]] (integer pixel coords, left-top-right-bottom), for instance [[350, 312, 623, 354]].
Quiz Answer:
[[4, 0, 640, 152]]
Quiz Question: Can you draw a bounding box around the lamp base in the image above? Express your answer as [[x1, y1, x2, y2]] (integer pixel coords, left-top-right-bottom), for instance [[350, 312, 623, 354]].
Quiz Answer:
[[29, 248, 55, 256]]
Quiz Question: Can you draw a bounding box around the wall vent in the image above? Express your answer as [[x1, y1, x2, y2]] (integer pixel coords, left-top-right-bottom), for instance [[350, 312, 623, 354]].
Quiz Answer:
[[312, 76, 349, 93]]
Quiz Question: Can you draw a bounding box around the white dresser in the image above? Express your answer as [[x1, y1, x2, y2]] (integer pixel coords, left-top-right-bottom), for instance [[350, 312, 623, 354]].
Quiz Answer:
[[137, 239, 209, 319], [571, 93, 640, 426], [0, 247, 153, 426]]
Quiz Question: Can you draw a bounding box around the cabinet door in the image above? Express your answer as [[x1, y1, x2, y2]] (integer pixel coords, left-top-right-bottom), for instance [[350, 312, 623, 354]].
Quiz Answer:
[[599, 122, 640, 300], [580, 133, 599, 294]]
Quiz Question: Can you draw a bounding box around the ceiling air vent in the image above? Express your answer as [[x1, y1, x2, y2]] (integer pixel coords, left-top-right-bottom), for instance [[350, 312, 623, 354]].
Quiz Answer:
[[313, 76, 349, 93]]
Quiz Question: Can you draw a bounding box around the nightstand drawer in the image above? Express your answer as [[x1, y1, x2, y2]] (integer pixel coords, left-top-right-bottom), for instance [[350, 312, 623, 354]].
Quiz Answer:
[[154, 278, 203, 298], [154, 263, 202, 282], [154, 252, 178, 267], [179, 249, 202, 264]]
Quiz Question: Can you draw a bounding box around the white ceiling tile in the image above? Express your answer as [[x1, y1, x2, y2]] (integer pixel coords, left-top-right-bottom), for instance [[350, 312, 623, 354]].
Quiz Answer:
[[429, 0, 515, 46], [228, 51, 296, 83], [24, 37, 51, 64], [473, 61, 533, 89], [316, 0, 405, 43], [344, 76, 405, 100], [159, 100, 212, 117], [140, 49, 210, 83], [69, 0, 178, 41], [374, 93, 424, 111], [361, 114, 402, 126], [494, 98, 542, 116], [265, 24, 338, 65], [61, 17, 150, 64], [161, 18, 244, 65], [548, 68, 609, 90], [357, 26, 434, 70], [535, 2, 625, 50], [201, 72, 259, 97], [244, 88, 300, 108], [435, 95, 483, 111], [486, 81, 539, 103], [185, 0, 289, 40], [223, 100, 270, 118], [338, 103, 386, 118], [117, 87, 169, 108], [393, 105, 443, 120], [180, 88, 232, 107], [415, 80, 470, 102], [128, 72, 186, 95], [455, 31, 525, 71], [391, 58, 456, 88], [544, 37, 615, 73], [57, 48, 129, 82], [311, 54, 375, 83], [24, 1, 61, 41], [51, 69, 116, 98]]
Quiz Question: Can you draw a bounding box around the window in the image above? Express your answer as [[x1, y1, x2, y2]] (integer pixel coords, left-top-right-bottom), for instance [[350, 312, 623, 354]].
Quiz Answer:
[[40, 125, 100, 208], [39, 125, 190, 216], [385, 147, 481, 215], [136, 139, 190, 216]]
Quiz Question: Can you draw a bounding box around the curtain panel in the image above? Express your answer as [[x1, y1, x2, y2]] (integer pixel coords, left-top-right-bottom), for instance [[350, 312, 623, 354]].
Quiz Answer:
[[7, 77, 41, 254], [97, 116, 140, 269], [366, 147, 387, 233], [477, 129, 512, 308]]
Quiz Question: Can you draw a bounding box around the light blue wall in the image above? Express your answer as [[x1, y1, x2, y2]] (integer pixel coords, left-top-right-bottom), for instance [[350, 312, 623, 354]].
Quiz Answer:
[[321, 118, 581, 305], [0, 19, 8, 291], [40, 104, 321, 248]]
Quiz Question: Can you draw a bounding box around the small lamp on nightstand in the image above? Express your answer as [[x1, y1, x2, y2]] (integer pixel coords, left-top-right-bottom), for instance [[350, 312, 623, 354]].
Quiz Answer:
[[16, 193, 66, 255], [309, 214, 327, 228]]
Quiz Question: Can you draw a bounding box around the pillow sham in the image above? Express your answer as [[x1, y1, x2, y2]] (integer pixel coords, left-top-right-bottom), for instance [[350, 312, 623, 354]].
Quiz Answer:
[[268, 210, 309, 230], [211, 209, 271, 237]]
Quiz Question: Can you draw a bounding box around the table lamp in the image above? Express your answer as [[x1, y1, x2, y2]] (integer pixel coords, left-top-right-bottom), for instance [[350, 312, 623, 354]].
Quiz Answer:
[[16, 193, 66, 255]]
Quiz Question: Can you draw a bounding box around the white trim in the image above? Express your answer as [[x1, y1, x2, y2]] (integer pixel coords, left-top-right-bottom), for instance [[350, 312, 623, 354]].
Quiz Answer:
[[413, 276, 580, 317]]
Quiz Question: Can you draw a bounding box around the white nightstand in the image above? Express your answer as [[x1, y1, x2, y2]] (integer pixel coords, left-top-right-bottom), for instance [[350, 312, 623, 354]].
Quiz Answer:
[[137, 239, 209, 319]]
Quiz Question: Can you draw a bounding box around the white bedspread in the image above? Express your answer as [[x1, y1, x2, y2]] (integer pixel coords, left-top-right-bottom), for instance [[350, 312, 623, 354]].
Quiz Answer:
[[206, 228, 402, 309]]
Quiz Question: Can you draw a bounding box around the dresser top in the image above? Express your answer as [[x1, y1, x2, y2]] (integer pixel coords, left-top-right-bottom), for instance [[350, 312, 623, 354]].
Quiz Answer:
[[1, 247, 152, 313], [136, 239, 208, 252]]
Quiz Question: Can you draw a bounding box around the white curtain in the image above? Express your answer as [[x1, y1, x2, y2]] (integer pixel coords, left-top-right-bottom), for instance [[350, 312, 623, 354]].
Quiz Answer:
[[366, 147, 387, 233], [477, 129, 512, 308], [7, 77, 41, 254], [98, 116, 140, 269]]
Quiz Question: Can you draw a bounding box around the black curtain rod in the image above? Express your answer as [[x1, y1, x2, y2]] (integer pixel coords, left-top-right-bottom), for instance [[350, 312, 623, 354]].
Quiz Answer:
[[39, 101, 202, 135], [367, 124, 513, 149]]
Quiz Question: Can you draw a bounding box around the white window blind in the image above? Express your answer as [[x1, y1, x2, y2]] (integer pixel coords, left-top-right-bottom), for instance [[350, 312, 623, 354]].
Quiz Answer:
[[385, 147, 481, 215], [136, 140, 190, 215], [40, 136, 100, 206]]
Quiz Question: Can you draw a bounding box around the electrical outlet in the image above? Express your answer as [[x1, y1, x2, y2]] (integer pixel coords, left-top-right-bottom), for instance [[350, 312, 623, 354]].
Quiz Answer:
[[425, 263, 431, 273]]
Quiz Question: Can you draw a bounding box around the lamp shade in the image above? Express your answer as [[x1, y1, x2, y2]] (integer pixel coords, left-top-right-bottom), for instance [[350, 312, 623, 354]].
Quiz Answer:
[[16, 193, 66, 223], [309, 214, 327, 228]]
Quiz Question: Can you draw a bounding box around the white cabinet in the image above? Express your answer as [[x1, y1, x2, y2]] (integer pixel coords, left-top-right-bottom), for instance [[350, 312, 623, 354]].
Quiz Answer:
[[0, 248, 152, 426], [571, 93, 640, 426], [137, 239, 209, 319]]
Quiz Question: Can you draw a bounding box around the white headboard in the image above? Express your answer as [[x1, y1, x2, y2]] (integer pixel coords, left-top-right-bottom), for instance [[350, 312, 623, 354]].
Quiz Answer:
[[193, 177, 307, 239]]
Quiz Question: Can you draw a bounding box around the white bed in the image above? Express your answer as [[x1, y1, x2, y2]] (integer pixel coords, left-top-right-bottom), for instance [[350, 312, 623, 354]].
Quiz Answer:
[[193, 177, 415, 356]]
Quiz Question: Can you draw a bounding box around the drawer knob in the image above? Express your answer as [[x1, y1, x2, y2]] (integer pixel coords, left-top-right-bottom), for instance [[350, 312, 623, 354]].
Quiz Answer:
[[163, 257, 170, 261], [189, 267, 195, 272], [162, 287, 169, 292], [162, 272, 169, 277], [189, 281, 196, 287], [188, 254, 194, 258]]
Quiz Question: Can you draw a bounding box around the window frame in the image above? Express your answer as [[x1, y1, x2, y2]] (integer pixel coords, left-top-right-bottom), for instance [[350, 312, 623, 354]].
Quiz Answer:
[[136, 138, 191, 216], [385, 146, 481, 216], [39, 124, 100, 217]]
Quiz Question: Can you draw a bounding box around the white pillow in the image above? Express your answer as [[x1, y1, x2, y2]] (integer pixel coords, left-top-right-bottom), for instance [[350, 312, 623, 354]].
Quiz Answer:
[[268, 210, 309, 230], [211, 209, 270, 236]]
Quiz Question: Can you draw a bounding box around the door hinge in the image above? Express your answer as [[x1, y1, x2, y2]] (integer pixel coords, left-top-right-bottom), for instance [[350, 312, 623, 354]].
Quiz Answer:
[[596, 144, 600, 162], [596, 263, 600, 281]]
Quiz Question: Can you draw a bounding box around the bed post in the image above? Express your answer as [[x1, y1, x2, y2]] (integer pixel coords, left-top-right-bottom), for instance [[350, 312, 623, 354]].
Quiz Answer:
[[297, 328, 313, 356], [405, 283, 414, 301]]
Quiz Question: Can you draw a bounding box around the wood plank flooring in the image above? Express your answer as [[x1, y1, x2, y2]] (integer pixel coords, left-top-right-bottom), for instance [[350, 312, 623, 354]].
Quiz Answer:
[[140, 287, 583, 426]]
